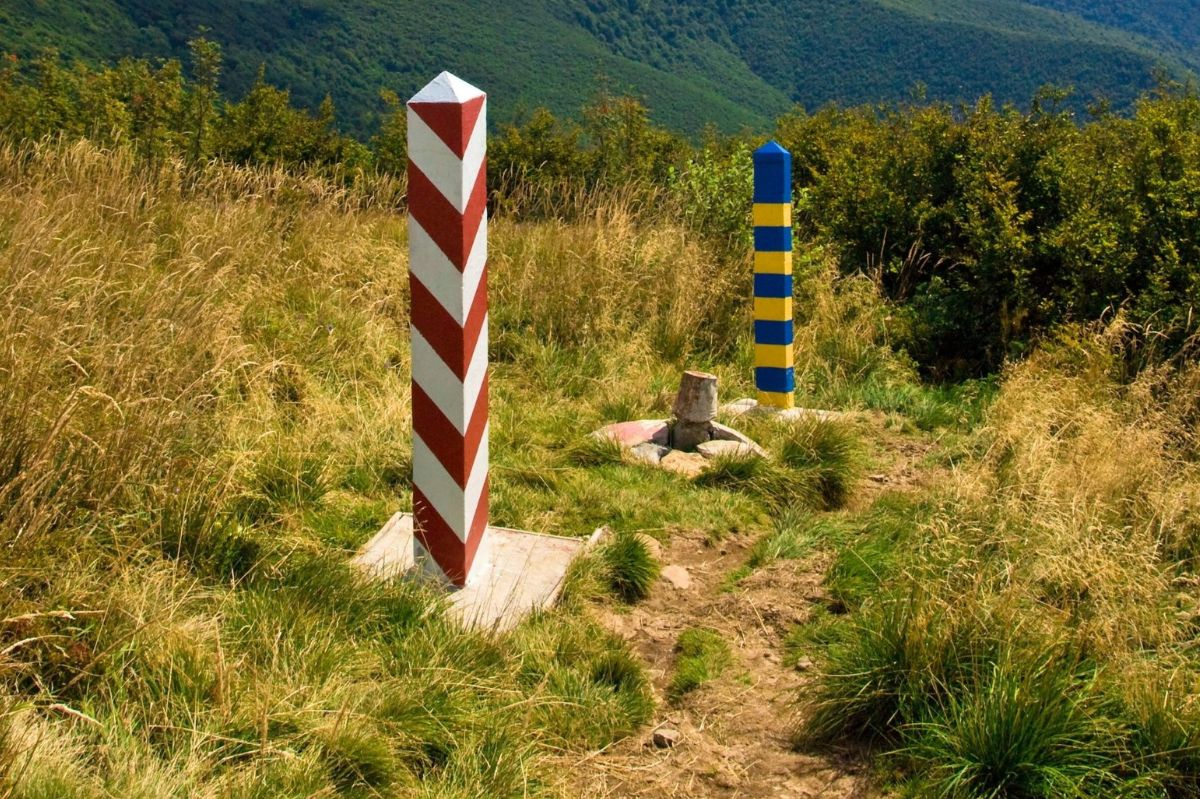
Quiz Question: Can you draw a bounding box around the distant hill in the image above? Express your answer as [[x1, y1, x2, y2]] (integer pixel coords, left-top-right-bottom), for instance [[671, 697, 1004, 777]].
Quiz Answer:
[[1, 0, 1196, 136]]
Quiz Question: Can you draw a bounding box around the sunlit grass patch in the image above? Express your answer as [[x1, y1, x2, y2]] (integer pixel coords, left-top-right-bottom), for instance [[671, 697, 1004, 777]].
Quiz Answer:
[[599, 528, 661, 602], [669, 627, 733, 701]]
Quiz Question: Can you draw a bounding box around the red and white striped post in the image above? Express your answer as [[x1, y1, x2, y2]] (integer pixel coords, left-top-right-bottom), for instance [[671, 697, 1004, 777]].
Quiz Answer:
[[407, 72, 489, 586]]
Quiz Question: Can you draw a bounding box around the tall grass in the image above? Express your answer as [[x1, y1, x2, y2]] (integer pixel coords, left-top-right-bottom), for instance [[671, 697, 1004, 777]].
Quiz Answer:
[[0, 141, 695, 797], [0, 138, 962, 796], [799, 322, 1200, 797]]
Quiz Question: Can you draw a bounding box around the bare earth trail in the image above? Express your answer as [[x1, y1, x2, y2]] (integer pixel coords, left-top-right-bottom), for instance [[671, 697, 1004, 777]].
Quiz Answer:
[[564, 420, 942, 798]]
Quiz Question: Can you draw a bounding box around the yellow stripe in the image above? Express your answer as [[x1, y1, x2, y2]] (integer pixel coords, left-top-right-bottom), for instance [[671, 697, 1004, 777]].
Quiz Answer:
[[753, 203, 792, 227], [758, 390, 795, 410], [754, 251, 792, 274], [754, 296, 792, 320], [755, 343, 794, 369]]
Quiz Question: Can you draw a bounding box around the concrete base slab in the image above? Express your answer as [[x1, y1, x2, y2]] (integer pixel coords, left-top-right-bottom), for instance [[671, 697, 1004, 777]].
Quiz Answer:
[[353, 513, 595, 632], [722, 398, 848, 423]]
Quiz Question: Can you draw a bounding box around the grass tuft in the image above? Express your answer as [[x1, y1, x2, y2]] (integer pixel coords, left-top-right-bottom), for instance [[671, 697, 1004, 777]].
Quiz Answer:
[[776, 417, 862, 510], [669, 627, 733, 701], [599, 528, 661, 602]]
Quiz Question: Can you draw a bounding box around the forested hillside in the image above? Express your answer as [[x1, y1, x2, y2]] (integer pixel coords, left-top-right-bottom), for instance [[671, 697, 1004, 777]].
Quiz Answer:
[[1, 0, 1196, 136]]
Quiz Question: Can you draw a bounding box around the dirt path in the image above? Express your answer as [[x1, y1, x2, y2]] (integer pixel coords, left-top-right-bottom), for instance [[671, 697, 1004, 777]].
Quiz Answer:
[[565, 420, 941, 798], [569, 530, 874, 799]]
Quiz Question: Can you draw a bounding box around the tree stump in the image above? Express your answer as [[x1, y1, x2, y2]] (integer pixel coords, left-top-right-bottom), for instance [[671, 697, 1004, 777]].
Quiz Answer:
[[672, 370, 718, 451]]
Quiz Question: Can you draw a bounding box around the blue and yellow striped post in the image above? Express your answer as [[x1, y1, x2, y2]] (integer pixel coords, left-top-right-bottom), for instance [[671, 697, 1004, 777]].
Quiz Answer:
[[753, 141, 794, 410]]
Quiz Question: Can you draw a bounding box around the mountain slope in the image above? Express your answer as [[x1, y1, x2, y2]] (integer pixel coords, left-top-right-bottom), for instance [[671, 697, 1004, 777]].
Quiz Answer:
[[1024, 0, 1200, 66], [0, 0, 1194, 136]]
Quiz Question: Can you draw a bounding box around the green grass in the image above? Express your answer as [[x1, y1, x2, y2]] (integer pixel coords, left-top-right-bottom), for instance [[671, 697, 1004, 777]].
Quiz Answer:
[[901, 651, 1121, 799], [599, 528, 661, 603], [668, 628, 734, 701], [794, 327, 1200, 797]]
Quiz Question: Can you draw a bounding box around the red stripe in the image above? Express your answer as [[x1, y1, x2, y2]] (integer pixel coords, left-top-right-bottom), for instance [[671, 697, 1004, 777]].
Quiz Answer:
[[410, 268, 488, 381], [412, 373, 489, 488], [413, 480, 489, 587], [409, 95, 485, 159], [407, 159, 487, 269]]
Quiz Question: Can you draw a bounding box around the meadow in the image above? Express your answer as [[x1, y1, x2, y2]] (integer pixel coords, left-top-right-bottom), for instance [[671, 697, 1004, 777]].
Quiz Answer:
[[0, 133, 1197, 798]]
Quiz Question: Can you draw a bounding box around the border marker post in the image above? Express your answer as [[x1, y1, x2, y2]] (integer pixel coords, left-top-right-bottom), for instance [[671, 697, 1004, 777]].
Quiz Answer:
[[752, 141, 795, 410], [355, 72, 592, 631], [406, 71, 490, 586]]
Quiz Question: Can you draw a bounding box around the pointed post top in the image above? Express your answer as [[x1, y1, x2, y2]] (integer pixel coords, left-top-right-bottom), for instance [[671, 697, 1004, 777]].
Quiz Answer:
[[754, 140, 790, 158], [753, 140, 791, 203], [409, 71, 486, 105]]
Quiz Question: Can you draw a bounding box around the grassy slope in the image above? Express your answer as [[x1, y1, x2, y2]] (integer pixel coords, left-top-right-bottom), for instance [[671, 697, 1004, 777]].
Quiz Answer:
[[3, 138, 1198, 796], [722, 0, 1182, 112], [0, 142, 908, 797], [1, 0, 1195, 137], [1025, 0, 1200, 64]]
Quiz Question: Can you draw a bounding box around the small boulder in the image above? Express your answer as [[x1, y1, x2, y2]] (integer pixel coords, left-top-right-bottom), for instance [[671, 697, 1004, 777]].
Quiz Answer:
[[629, 442, 671, 466], [660, 450, 708, 479], [651, 725, 681, 749], [634, 532, 664, 561], [696, 440, 762, 461], [709, 423, 769, 457], [591, 419, 669, 447], [660, 564, 692, 590]]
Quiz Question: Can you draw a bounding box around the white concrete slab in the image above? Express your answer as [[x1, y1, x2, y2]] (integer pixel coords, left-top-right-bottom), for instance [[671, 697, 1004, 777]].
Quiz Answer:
[[721, 398, 849, 423], [353, 513, 594, 632]]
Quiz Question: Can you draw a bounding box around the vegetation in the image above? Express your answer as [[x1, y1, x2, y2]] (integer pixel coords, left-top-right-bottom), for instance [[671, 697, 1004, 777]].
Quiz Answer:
[[2, 15, 1199, 797], [2, 0, 1197, 135], [668, 628, 733, 701], [796, 323, 1200, 797], [600, 529, 661, 603], [0, 137, 902, 796]]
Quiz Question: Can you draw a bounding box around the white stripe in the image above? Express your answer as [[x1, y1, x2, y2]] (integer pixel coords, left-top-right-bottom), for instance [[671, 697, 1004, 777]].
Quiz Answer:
[[460, 98, 486, 206], [406, 98, 486, 214], [410, 319, 488, 435], [412, 424, 489, 543], [409, 214, 487, 326]]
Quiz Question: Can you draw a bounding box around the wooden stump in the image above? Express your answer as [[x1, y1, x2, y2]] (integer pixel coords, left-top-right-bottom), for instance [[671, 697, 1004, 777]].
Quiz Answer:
[[672, 371, 718, 451]]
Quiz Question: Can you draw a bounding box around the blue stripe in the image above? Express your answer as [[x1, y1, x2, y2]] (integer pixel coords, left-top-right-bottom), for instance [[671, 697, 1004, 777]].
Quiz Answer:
[[755, 367, 795, 394], [753, 141, 792, 203], [755, 320, 794, 345], [754, 273, 793, 298], [754, 226, 792, 252]]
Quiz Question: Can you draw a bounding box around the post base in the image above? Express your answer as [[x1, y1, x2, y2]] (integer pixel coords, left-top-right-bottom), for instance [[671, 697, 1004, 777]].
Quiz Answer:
[[353, 513, 595, 632], [722, 397, 848, 423]]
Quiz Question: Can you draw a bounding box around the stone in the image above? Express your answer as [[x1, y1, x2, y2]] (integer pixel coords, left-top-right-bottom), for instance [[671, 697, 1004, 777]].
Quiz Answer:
[[709, 423, 769, 457], [720, 397, 759, 417], [629, 442, 670, 466], [794, 657, 815, 672], [660, 450, 708, 479], [634, 532, 664, 561], [672, 371, 719, 451], [660, 564, 692, 590], [696, 440, 762, 461], [592, 419, 669, 447], [651, 725, 681, 749], [721, 398, 849, 423]]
